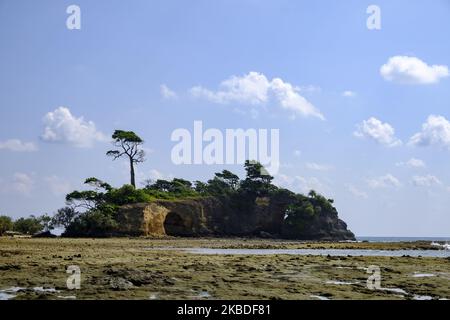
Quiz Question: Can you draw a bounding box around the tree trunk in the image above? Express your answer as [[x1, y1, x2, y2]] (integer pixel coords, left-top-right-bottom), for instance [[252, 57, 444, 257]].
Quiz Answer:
[[129, 157, 136, 188]]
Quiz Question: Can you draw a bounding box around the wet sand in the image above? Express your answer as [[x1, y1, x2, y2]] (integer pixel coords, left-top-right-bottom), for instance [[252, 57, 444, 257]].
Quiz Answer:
[[0, 237, 449, 300]]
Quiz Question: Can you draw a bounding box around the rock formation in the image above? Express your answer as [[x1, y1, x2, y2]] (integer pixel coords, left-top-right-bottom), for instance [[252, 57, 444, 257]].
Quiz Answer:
[[116, 196, 355, 240]]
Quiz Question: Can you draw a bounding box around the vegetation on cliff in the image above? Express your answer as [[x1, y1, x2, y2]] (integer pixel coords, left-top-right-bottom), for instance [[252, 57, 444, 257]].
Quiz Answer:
[[1, 130, 354, 239], [52, 159, 351, 239]]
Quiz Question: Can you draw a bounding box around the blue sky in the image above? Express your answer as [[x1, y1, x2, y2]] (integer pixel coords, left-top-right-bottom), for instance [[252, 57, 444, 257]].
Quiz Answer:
[[1, 0, 450, 236]]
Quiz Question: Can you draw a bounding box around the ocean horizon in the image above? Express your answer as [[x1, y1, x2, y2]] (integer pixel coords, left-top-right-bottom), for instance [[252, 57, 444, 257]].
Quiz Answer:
[[356, 236, 450, 242]]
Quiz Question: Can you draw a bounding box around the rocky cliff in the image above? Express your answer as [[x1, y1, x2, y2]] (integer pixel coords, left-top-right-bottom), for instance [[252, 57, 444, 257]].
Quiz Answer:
[[116, 196, 355, 240]]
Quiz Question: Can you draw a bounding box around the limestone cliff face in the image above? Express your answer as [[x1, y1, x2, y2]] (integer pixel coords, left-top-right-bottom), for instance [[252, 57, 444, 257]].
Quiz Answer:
[[116, 196, 355, 240]]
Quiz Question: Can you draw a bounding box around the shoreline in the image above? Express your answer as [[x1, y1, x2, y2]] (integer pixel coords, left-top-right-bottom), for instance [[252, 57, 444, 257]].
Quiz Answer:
[[1, 237, 449, 300]]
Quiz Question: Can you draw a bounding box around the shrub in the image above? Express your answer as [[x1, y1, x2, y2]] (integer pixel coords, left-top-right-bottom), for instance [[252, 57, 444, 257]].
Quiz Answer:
[[64, 210, 118, 237], [13, 215, 44, 235], [0, 215, 13, 235]]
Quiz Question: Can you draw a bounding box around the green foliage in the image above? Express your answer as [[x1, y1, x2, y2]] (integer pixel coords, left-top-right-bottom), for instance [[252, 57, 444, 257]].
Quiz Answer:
[[0, 215, 13, 235], [111, 130, 143, 143], [147, 179, 172, 192], [51, 207, 79, 229], [205, 177, 233, 196], [107, 130, 145, 188], [60, 161, 338, 238], [64, 209, 118, 237], [240, 160, 274, 197], [13, 215, 45, 235], [39, 214, 53, 232], [283, 189, 337, 237], [193, 181, 209, 194], [215, 170, 240, 190], [145, 179, 198, 197], [84, 177, 112, 191], [106, 184, 152, 205], [66, 190, 104, 209]]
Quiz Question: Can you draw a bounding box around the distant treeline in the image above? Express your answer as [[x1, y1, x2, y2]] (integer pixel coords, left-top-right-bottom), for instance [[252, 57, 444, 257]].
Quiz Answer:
[[0, 214, 52, 236]]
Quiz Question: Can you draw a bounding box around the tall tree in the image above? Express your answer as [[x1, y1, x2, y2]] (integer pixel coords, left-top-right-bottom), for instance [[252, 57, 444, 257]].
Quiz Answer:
[[106, 130, 145, 187], [240, 160, 274, 196], [215, 170, 240, 190]]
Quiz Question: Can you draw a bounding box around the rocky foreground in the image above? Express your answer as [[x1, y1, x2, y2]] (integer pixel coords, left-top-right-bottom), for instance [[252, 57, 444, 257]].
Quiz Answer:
[[0, 238, 449, 300]]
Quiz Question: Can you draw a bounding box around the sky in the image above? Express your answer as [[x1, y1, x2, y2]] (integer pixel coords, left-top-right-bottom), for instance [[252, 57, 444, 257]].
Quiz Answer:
[[1, 0, 450, 237]]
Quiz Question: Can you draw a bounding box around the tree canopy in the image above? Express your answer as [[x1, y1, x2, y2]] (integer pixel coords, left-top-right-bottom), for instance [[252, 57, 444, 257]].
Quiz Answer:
[[107, 130, 145, 187]]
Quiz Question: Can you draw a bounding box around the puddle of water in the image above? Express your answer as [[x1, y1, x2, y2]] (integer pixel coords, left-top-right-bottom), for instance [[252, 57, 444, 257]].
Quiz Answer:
[[326, 280, 359, 285], [150, 247, 450, 258], [0, 287, 25, 300], [0, 292, 16, 300], [413, 295, 433, 300], [381, 288, 408, 295], [57, 295, 76, 299], [33, 287, 59, 293], [0, 286, 61, 300], [310, 295, 330, 300], [412, 273, 435, 278], [197, 291, 211, 298]]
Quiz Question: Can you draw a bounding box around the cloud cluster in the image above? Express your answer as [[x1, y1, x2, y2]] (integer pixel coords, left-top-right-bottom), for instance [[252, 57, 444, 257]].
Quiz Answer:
[[354, 117, 402, 147], [274, 173, 329, 196], [396, 158, 426, 168], [305, 162, 333, 171], [41, 107, 107, 148], [367, 174, 401, 189], [347, 185, 368, 199], [411, 175, 441, 187], [44, 175, 72, 196], [190, 72, 324, 120], [160, 84, 178, 100], [409, 115, 450, 149], [380, 56, 449, 85], [147, 169, 174, 181], [342, 90, 356, 97], [0, 139, 37, 152], [12, 173, 34, 195]]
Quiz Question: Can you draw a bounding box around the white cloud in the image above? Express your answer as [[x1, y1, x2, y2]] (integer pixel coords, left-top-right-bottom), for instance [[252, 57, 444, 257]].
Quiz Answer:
[[354, 117, 402, 147], [45, 175, 72, 196], [274, 173, 329, 195], [0, 139, 37, 152], [411, 175, 442, 187], [342, 90, 356, 97], [380, 56, 449, 85], [190, 71, 324, 120], [12, 173, 34, 195], [160, 84, 178, 100], [270, 77, 325, 120], [305, 162, 333, 171], [298, 85, 322, 94], [367, 174, 401, 189], [273, 173, 295, 188], [396, 158, 426, 168], [347, 185, 368, 199], [146, 169, 174, 181], [295, 176, 329, 195], [41, 107, 107, 148], [190, 72, 270, 105], [409, 115, 450, 149], [148, 169, 165, 180]]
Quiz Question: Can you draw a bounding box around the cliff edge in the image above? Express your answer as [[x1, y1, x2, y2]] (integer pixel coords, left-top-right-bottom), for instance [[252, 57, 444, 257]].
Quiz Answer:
[[116, 196, 355, 240]]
